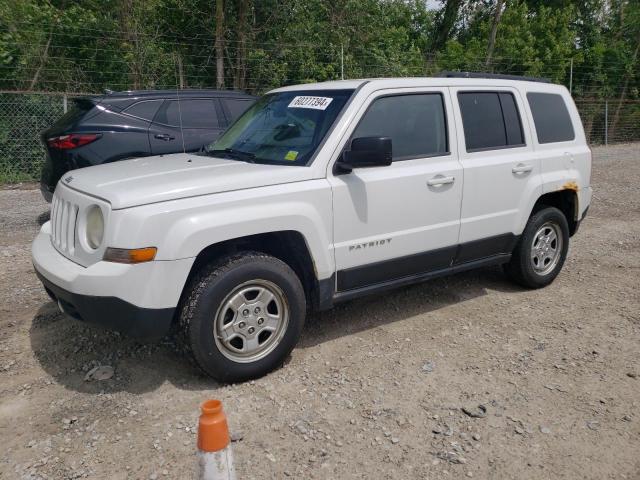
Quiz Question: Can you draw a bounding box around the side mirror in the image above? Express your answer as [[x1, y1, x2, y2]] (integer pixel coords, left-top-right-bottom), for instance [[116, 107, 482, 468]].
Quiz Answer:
[[336, 136, 392, 173]]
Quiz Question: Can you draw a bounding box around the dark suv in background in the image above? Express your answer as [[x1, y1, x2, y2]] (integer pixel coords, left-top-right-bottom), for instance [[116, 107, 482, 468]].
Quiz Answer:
[[40, 89, 256, 201]]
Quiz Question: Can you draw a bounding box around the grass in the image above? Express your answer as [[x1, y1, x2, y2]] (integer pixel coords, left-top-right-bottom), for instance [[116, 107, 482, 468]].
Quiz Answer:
[[0, 169, 37, 184]]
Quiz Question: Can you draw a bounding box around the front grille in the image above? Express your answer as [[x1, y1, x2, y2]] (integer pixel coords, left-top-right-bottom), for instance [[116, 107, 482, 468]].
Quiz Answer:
[[50, 194, 79, 256]]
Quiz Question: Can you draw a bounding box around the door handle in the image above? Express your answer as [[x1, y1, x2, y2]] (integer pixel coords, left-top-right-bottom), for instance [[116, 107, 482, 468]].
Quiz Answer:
[[427, 175, 455, 187], [512, 163, 533, 174], [154, 133, 175, 141]]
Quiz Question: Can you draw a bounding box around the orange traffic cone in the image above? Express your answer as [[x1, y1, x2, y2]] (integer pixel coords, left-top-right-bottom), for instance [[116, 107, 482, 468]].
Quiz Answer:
[[197, 399, 236, 480]]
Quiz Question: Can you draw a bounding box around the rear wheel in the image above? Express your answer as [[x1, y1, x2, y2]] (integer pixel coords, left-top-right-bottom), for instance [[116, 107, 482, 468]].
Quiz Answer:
[[505, 206, 570, 288], [179, 252, 306, 382]]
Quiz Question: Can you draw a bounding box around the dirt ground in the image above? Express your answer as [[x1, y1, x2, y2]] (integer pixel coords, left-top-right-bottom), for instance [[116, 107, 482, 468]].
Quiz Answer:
[[1, 144, 639, 480]]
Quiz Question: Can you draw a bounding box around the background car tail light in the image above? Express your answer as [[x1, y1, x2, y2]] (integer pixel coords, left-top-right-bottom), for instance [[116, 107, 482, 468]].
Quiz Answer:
[[47, 133, 101, 150]]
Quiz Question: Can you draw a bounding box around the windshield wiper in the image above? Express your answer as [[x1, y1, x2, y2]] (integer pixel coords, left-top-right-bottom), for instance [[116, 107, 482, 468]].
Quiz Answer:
[[207, 148, 256, 163]]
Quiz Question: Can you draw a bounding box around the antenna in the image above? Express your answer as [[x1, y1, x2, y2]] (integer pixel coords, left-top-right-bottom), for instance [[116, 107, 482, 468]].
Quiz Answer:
[[174, 53, 187, 154]]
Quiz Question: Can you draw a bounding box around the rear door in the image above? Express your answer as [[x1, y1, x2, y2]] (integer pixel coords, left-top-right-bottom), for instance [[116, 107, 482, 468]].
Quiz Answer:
[[451, 86, 540, 263], [119, 99, 163, 158], [149, 98, 225, 154]]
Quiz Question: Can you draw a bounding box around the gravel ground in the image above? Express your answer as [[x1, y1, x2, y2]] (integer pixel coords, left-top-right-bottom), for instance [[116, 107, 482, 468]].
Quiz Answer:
[[1, 144, 639, 480]]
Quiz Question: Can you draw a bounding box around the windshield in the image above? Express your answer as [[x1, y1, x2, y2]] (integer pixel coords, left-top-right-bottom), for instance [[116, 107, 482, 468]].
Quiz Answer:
[[205, 89, 354, 166]]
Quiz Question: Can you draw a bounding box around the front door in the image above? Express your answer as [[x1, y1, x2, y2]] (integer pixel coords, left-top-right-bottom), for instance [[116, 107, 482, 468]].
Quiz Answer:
[[329, 89, 463, 292]]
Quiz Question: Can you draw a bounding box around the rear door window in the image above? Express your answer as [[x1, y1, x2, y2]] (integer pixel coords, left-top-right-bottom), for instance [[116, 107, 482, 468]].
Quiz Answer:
[[351, 93, 448, 160], [123, 100, 162, 121], [499, 93, 524, 146], [457, 91, 525, 152], [155, 99, 220, 128], [527, 92, 575, 144]]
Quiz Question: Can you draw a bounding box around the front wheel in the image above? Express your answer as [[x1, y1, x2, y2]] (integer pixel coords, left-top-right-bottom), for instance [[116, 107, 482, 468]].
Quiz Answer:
[[179, 252, 306, 382], [505, 206, 570, 288]]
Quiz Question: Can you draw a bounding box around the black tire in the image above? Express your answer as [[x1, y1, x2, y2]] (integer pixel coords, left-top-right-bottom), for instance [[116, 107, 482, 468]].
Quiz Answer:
[[179, 251, 306, 382], [504, 206, 570, 289]]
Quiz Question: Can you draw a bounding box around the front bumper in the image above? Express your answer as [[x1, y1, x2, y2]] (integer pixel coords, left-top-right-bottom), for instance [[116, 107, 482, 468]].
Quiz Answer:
[[36, 270, 175, 340], [32, 223, 194, 340]]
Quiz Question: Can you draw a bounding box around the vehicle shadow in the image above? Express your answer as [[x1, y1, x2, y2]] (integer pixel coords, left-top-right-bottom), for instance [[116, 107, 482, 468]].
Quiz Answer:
[[29, 265, 522, 395], [29, 303, 220, 395], [299, 266, 522, 349], [37, 210, 50, 226]]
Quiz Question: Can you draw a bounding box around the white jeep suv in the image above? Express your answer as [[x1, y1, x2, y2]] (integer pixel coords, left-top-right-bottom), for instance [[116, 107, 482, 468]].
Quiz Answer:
[[33, 74, 592, 382]]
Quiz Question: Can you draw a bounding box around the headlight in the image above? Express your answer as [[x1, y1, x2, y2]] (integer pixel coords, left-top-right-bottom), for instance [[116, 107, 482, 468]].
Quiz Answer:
[[85, 205, 104, 249]]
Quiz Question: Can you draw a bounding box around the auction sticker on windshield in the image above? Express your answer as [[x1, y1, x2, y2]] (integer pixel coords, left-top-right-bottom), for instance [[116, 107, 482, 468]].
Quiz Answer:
[[288, 96, 333, 110]]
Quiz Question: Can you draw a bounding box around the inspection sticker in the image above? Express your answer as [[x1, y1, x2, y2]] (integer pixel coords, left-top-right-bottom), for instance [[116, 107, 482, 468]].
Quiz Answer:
[[284, 150, 299, 161], [288, 96, 333, 110]]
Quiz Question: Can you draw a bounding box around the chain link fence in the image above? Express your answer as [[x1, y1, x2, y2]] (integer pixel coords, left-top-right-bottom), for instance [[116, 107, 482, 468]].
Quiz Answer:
[[0, 90, 639, 184], [574, 99, 640, 146], [0, 92, 80, 183]]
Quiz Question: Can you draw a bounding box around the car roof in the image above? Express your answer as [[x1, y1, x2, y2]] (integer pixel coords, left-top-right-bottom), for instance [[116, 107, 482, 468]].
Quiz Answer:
[[269, 76, 567, 94], [94, 89, 256, 101]]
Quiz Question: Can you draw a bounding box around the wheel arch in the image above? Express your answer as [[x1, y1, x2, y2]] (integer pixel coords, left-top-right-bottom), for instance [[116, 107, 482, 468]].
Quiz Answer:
[[530, 189, 579, 236], [181, 231, 325, 312]]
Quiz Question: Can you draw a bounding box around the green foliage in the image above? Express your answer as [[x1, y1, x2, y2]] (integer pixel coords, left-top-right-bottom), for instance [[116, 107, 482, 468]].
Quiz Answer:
[[0, 0, 638, 182], [436, 2, 575, 82], [1, 0, 637, 96]]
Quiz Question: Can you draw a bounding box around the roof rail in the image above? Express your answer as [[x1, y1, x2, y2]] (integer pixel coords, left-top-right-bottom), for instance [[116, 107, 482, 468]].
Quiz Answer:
[[99, 88, 252, 97], [435, 71, 552, 84]]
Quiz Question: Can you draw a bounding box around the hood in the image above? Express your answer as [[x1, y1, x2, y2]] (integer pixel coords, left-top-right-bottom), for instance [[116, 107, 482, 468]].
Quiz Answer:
[[62, 153, 315, 209]]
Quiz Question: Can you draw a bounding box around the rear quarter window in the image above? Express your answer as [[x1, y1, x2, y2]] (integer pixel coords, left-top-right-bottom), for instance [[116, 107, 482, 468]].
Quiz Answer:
[[527, 92, 575, 144]]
